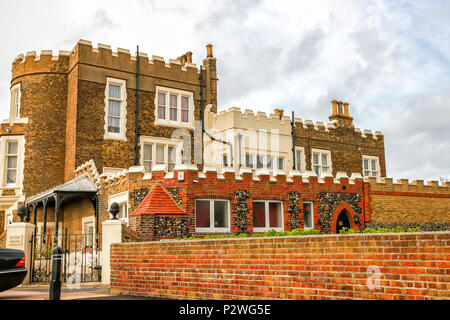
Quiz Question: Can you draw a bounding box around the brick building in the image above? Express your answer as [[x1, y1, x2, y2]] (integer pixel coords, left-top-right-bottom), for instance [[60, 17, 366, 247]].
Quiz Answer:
[[0, 40, 448, 245]]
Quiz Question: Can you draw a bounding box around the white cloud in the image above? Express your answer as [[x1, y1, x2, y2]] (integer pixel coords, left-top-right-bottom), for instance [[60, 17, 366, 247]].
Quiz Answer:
[[0, 0, 448, 181]]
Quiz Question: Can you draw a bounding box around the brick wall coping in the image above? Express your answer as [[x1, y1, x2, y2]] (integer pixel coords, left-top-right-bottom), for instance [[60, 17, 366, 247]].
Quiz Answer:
[[111, 231, 450, 247]]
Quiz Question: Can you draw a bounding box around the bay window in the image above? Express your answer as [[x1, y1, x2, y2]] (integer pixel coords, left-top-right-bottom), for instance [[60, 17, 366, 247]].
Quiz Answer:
[[141, 136, 180, 173]]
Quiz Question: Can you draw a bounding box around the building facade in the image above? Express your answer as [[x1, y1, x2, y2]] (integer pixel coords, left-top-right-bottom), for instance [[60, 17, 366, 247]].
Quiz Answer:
[[0, 40, 448, 245]]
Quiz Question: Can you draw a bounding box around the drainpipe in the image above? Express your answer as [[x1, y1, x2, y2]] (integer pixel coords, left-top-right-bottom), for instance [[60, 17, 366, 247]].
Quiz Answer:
[[292, 111, 296, 170], [135, 45, 140, 166]]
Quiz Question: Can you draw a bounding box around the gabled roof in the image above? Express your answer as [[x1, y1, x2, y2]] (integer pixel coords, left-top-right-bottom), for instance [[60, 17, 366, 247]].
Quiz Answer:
[[131, 183, 185, 216]]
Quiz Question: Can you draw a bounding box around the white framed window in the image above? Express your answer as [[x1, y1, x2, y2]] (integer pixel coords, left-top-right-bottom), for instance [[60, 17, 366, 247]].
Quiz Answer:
[[295, 146, 306, 172], [277, 157, 284, 170], [303, 202, 314, 229], [252, 200, 284, 232], [0, 136, 24, 188], [311, 148, 332, 177], [104, 77, 127, 141], [362, 155, 380, 178], [5, 141, 18, 185], [155, 86, 194, 128], [140, 136, 181, 173], [195, 199, 230, 232], [245, 153, 254, 169], [108, 191, 129, 224], [10, 83, 21, 120]]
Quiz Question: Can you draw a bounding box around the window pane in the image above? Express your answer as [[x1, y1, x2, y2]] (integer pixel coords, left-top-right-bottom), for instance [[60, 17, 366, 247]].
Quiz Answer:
[[181, 96, 189, 110], [371, 160, 376, 170], [322, 166, 328, 173], [108, 117, 120, 133], [170, 107, 177, 121], [170, 94, 177, 107], [158, 106, 165, 119], [143, 161, 152, 173], [156, 145, 165, 163], [313, 165, 320, 176], [109, 100, 121, 116], [321, 154, 328, 166], [143, 144, 152, 161], [245, 154, 253, 168], [6, 169, 17, 184], [267, 157, 273, 170], [364, 171, 370, 176], [109, 84, 121, 99], [364, 159, 369, 170], [158, 92, 166, 106], [7, 156, 17, 169], [313, 153, 319, 165], [269, 202, 281, 228], [303, 203, 312, 228], [278, 158, 284, 170], [196, 200, 210, 228], [253, 202, 266, 228], [257, 155, 264, 169], [168, 146, 176, 172], [214, 201, 228, 228], [7, 141, 18, 154], [371, 171, 377, 177]]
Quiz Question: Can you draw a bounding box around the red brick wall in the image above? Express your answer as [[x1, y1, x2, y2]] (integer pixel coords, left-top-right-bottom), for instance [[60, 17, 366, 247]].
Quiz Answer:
[[110, 232, 449, 300]]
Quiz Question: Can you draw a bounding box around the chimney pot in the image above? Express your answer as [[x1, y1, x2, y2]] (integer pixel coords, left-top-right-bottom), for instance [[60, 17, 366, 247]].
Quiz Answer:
[[206, 44, 213, 58], [331, 100, 338, 115], [274, 108, 284, 119], [343, 102, 349, 116], [337, 101, 343, 114], [186, 51, 192, 63]]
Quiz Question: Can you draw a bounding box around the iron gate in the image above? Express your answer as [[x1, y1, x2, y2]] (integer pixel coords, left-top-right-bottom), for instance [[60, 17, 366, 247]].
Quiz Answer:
[[30, 230, 102, 283]]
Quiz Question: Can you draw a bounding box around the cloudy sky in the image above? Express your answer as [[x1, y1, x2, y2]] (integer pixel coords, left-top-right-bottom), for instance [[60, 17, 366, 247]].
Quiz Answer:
[[0, 0, 448, 181]]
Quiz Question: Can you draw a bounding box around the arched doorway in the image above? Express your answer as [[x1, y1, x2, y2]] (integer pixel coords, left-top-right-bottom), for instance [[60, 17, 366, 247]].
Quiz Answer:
[[336, 209, 351, 233]]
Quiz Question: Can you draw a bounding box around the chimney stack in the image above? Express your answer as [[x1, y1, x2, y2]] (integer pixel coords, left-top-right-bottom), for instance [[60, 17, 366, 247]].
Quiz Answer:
[[329, 99, 353, 127]]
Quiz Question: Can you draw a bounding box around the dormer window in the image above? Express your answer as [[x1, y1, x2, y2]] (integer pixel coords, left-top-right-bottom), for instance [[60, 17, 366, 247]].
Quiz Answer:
[[10, 83, 21, 120], [104, 78, 127, 141], [155, 86, 194, 128]]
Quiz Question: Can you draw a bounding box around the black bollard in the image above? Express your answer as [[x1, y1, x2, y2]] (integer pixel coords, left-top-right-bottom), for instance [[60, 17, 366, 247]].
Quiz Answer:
[[49, 246, 63, 300]]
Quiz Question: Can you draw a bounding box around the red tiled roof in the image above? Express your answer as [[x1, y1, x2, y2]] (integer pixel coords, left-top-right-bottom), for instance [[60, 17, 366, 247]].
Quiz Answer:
[[130, 183, 185, 216]]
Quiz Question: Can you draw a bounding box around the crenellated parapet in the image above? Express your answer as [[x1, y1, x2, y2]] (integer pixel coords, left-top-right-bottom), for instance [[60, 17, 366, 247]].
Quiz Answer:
[[12, 50, 71, 81], [11, 39, 206, 86], [366, 176, 449, 194], [72, 40, 203, 86]]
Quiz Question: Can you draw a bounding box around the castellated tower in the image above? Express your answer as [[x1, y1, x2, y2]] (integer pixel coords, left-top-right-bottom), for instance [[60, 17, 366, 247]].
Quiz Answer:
[[10, 50, 70, 197], [4, 40, 217, 203]]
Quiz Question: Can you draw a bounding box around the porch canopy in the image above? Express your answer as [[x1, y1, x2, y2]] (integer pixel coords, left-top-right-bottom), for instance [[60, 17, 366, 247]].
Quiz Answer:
[[25, 173, 98, 244]]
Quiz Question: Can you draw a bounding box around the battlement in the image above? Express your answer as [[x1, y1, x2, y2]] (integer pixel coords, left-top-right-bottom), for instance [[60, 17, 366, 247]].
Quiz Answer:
[[73, 39, 203, 84], [366, 176, 449, 194], [12, 49, 70, 80], [92, 161, 367, 189], [12, 39, 210, 85]]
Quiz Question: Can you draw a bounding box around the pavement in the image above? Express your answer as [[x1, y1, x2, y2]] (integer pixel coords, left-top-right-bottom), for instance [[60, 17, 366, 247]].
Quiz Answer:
[[0, 282, 156, 300]]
